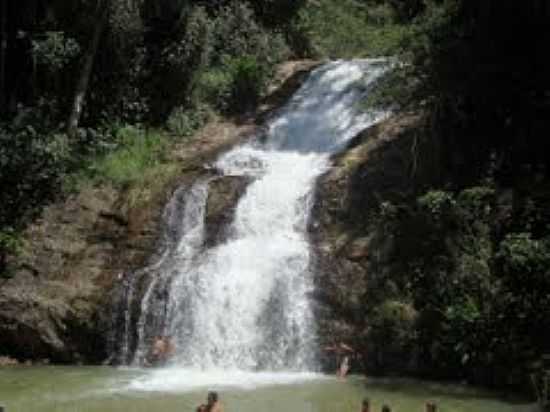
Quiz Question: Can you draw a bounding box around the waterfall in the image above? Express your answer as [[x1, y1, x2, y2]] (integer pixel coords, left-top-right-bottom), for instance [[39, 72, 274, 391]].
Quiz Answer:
[[116, 59, 389, 375]]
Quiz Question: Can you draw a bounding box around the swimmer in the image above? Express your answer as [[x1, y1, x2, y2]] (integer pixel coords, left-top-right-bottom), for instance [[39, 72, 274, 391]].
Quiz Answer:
[[338, 356, 350, 379], [425, 402, 438, 412], [206, 391, 223, 412]]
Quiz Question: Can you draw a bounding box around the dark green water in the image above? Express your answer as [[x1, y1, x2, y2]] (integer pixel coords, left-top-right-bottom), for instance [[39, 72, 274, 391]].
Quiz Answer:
[[0, 367, 535, 412]]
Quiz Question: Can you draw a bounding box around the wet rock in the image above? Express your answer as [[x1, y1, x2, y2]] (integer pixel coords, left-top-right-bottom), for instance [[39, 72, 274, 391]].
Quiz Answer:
[[346, 236, 372, 261], [311, 112, 441, 373], [0, 356, 18, 366], [204, 176, 252, 246]]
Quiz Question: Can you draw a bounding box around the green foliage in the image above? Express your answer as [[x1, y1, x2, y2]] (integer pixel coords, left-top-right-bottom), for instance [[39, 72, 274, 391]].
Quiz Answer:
[[377, 0, 550, 385], [247, 0, 307, 29], [297, 0, 409, 58], [225, 56, 269, 111], [386, 0, 425, 23], [82, 126, 169, 187], [152, 2, 289, 119], [362, 65, 418, 110], [193, 69, 233, 110], [0, 230, 22, 255], [497, 233, 550, 289], [166, 105, 212, 138], [193, 55, 271, 113], [163, 6, 213, 72], [208, 3, 288, 110], [456, 187, 494, 216], [0, 121, 71, 230], [31, 31, 81, 72], [0, 114, 74, 275], [1, 0, 307, 281], [211, 2, 290, 66], [368, 181, 550, 386], [361, 283, 420, 373], [418, 190, 456, 218], [371, 300, 418, 356], [0, 228, 23, 278]]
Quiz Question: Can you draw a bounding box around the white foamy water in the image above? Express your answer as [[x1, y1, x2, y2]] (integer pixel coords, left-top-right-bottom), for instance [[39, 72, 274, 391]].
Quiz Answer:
[[127, 368, 327, 393], [125, 60, 389, 390]]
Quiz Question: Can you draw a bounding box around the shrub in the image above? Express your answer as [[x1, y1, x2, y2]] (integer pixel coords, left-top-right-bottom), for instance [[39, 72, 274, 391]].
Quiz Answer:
[[0, 120, 71, 230], [85, 126, 168, 186], [225, 56, 269, 111], [456, 186, 495, 219], [497, 233, 550, 290], [296, 0, 409, 58], [370, 299, 418, 372], [362, 65, 418, 111], [192, 69, 233, 110], [193, 55, 270, 113], [0, 228, 23, 278], [157, 2, 289, 118], [31, 31, 81, 72], [166, 105, 212, 138], [418, 190, 456, 219], [212, 3, 289, 67]]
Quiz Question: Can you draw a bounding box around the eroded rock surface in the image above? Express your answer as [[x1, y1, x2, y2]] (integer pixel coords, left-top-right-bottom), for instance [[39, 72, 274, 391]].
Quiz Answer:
[[204, 176, 252, 246], [310, 112, 441, 372]]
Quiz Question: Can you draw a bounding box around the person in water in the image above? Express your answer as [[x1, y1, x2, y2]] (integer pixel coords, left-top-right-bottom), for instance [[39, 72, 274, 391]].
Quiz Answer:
[[381, 405, 392, 412], [165, 336, 175, 358], [425, 401, 438, 412], [146, 335, 175, 366], [338, 355, 350, 379], [361, 398, 371, 412], [152, 335, 166, 355], [323, 341, 354, 377], [205, 391, 223, 412]]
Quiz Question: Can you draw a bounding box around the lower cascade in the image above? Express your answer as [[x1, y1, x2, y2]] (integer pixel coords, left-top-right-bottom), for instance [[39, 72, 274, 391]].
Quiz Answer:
[[113, 60, 389, 374]]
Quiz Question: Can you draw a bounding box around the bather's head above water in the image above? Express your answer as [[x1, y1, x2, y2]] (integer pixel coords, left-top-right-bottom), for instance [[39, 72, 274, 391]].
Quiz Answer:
[[207, 391, 219, 405]]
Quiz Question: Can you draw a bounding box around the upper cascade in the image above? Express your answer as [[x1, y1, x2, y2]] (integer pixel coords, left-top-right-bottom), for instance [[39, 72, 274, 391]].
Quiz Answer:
[[267, 59, 389, 153]]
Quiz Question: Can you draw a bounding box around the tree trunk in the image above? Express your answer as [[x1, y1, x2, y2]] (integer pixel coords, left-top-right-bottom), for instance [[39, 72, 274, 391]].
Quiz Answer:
[[66, 0, 109, 138]]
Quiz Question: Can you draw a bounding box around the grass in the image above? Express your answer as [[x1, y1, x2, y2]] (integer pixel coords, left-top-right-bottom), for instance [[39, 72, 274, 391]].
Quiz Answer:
[[64, 126, 182, 208], [87, 126, 170, 187], [124, 162, 179, 208]]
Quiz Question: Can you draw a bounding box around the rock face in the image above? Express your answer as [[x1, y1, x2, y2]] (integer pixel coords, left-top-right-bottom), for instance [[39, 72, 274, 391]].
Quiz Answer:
[[0, 61, 318, 364], [0, 177, 195, 363], [204, 176, 252, 246], [310, 112, 443, 373]]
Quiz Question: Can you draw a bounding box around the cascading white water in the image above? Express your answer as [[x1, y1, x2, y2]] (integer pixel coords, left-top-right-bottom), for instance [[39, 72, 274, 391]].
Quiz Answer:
[[166, 149, 326, 370], [126, 60, 389, 384], [131, 180, 211, 364]]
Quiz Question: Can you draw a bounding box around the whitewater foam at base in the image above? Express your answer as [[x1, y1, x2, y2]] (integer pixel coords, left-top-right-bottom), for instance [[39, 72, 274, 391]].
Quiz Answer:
[[121, 60, 389, 382], [127, 368, 327, 393]]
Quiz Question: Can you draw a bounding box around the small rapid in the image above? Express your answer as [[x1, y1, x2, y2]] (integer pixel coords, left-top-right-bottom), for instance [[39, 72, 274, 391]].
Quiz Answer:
[[114, 59, 389, 386]]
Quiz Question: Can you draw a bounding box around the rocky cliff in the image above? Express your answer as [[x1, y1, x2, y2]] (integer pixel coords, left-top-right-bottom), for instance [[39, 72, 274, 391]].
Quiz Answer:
[[0, 61, 318, 364], [310, 111, 444, 374]]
